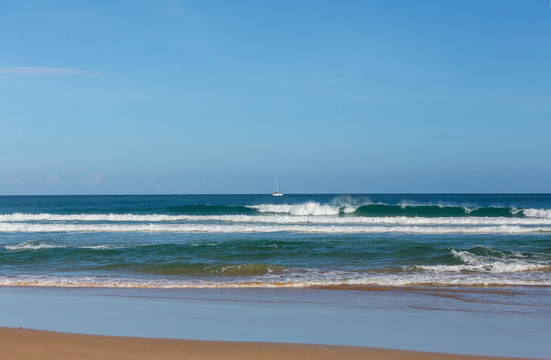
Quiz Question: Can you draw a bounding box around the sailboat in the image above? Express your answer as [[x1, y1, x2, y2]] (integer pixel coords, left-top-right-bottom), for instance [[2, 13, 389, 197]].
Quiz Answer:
[[272, 179, 283, 196]]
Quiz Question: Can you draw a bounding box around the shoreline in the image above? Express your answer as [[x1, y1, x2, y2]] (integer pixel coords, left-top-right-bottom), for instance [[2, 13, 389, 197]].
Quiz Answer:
[[0, 327, 539, 360], [1, 286, 549, 358]]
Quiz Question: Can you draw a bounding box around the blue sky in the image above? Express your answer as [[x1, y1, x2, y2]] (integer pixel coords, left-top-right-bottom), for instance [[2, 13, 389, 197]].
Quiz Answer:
[[1, 0, 550, 194]]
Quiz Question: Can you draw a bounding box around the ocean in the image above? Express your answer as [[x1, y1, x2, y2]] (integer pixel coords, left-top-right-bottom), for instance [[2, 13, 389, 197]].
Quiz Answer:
[[1, 193, 550, 289]]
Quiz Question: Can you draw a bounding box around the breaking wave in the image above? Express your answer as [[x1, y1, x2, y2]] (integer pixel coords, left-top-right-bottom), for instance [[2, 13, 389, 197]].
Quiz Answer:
[[2, 213, 551, 226], [5, 240, 65, 251], [251, 202, 551, 218], [1, 222, 550, 234], [1, 271, 550, 289], [251, 202, 359, 216], [409, 248, 551, 274]]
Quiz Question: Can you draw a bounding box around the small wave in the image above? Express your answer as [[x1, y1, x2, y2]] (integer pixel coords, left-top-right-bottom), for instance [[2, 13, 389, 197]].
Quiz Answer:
[[165, 205, 257, 215], [80, 245, 127, 250], [145, 263, 287, 277], [0, 213, 185, 222], [414, 262, 548, 274], [0, 206, 257, 222], [409, 248, 550, 273], [5, 241, 65, 251], [1, 272, 550, 289], [353, 204, 532, 218]]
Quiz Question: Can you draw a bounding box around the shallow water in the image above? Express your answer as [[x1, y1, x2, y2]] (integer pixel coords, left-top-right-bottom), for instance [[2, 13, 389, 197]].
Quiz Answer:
[[0, 286, 549, 358]]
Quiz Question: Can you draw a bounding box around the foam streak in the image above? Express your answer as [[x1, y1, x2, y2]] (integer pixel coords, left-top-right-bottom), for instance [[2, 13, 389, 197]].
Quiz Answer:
[[0, 222, 549, 234]]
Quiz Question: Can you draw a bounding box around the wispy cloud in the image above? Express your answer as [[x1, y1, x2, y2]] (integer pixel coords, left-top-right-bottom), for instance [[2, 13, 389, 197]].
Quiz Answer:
[[82, 174, 103, 185], [0, 67, 100, 76], [45, 174, 60, 184], [8, 177, 22, 186]]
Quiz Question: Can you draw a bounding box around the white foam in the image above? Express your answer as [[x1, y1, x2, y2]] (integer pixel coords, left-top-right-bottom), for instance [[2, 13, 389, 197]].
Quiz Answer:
[[80, 245, 126, 250], [1, 222, 550, 234], [414, 262, 547, 274], [2, 208, 551, 236], [408, 249, 549, 274], [4, 242, 137, 251], [250, 202, 359, 216], [1, 271, 549, 289], [0, 213, 190, 222], [5, 241, 65, 251], [3, 212, 551, 227], [451, 249, 483, 264], [523, 209, 551, 218]]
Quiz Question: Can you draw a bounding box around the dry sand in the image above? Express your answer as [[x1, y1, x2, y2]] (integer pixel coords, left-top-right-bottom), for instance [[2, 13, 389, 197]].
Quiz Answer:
[[0, 327, 536, 360]]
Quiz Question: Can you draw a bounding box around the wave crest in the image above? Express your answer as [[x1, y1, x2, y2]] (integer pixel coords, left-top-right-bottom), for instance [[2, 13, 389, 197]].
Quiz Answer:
[[5, 241, 65, 251], [251, 202, 359, 216], [412, 248, 550, 273], [146, 262, 288, 277]]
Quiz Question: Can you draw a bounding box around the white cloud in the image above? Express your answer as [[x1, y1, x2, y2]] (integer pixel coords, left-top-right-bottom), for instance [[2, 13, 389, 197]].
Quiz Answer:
[[82, 174, 102, 184], [8, 177, 22, 186], [45, 174, 60, 184], [0, 67, 100, 76]]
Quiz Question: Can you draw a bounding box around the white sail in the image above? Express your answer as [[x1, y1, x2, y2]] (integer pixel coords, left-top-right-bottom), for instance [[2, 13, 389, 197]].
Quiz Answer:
[[272, 179, 283, 196]]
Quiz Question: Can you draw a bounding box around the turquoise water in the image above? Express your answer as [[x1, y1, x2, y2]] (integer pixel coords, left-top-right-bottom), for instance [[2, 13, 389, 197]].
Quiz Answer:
[[0, 194, 550, 288]]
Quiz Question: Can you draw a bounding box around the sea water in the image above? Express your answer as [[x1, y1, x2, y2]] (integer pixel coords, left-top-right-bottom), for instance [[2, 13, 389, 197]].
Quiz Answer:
[[1, 194, 550, 358], [0, 194, 550, 289]]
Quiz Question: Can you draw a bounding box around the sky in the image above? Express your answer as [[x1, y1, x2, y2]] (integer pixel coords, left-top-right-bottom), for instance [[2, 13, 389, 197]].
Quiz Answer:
[[1, 0, 550, 195]]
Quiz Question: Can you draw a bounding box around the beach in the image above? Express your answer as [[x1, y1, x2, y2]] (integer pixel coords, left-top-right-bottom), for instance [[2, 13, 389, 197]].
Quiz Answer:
[[0, 326, 538, 360], [0, 285, 549, 359]]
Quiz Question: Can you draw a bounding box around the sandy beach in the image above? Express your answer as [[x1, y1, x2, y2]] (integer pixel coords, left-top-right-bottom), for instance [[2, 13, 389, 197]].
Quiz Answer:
[[0, 327, 539, 360], [1, 286, 550, 359]]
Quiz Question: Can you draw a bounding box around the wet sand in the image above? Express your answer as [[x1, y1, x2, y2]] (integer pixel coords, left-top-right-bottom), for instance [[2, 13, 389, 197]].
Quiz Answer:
[[0, 327, 537, 360], [1, 286, 550, 359]]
